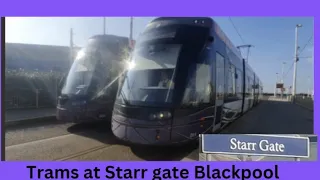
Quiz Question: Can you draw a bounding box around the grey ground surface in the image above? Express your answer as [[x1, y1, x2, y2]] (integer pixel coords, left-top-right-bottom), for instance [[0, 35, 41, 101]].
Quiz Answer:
[[199, 97, 315, 161], [5, 108, 55, 122]]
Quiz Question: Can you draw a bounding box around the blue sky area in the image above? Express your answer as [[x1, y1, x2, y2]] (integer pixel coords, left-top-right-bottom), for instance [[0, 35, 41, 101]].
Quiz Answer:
[[5, 17, 314, 93]]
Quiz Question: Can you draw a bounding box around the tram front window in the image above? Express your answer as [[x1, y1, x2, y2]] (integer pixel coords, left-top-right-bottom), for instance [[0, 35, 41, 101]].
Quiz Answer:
[[181, 47, 212, 107], [61, 48, 115, 98], [117, 43, 181, 106], [117, 23, 212, 107]]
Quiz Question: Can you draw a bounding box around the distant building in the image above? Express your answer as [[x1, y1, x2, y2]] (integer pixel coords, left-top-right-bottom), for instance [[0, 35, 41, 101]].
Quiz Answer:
[[5, 43, 81, 72]]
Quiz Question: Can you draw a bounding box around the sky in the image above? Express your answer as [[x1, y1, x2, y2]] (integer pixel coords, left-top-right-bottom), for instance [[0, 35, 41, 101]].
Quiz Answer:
[[5, 17, 314, 93]]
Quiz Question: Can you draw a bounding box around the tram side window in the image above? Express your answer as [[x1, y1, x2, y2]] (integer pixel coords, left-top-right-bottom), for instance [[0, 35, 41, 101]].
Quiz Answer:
[[227, 63, 236, 98], [232, 65, 236, 97], [215, 52, 225, 100], [246, 77, 250, 97], [236, 69, 242, 99], [248, 77, 253, 97], [227, 63, 232, 97], [244, 76, 247, 97], [255, 82, 259, 96], [252, 79, 255, 96]]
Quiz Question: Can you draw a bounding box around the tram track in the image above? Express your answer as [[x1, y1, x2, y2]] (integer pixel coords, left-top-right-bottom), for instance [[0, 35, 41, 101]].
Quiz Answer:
[[55, 144, 112, 161], [5, 128, 88, 147], [5, 109, 241, 161], [5, 120, 113, 147], [54, 141, 199, 161], [5, 122, 76, 147], [6, 123, 199, 161]]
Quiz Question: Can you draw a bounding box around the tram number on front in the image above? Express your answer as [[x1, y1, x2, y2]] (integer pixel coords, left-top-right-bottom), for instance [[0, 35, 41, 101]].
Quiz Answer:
[[190, 132, 197, 138]]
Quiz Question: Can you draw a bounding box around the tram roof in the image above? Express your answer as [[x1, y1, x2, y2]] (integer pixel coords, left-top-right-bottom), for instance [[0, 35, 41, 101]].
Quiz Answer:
[[151, 17, 243, 60], [90, 34, 129, 40], [150, 17, 260, 82], [89, 34, 131, 44]]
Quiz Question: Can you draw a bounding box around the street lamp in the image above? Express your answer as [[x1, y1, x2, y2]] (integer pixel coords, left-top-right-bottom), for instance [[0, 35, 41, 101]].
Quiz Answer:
[[129, 17, 133, 44], [292, 24, 302, 102], [274, 73, 279, 97], [281, 62, 286, 83], [103, 17, 106, 35], [307, 76, 311, 97], [280, 62, 286, 99]]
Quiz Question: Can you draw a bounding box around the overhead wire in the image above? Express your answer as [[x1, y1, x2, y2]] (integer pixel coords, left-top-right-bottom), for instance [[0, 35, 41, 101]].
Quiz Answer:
[[298, 34, 313, 55], [228, 17, 250, 60], [228, 17, 245, 44], [282, 34, 313, 80]]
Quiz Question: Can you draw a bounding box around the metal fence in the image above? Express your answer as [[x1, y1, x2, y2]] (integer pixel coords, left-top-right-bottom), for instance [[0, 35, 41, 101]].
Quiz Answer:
[[5, 87, 59, 110], [5, 70, 63, 110]]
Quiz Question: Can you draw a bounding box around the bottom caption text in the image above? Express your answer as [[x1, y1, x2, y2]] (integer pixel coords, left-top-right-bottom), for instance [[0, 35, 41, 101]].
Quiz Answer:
[[26, 165, 279, 180]]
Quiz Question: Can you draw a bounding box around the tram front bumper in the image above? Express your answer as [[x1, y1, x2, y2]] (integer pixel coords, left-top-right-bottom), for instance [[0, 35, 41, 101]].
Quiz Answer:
[[56, 105, 113, 123], [111, 115, 211, 146]]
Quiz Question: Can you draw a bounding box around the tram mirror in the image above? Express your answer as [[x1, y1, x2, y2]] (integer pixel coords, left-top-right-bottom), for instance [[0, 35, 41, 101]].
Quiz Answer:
[[208, 36, 214, 43]]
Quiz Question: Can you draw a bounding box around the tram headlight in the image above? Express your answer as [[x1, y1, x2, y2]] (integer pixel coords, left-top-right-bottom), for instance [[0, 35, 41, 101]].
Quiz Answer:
[[150, 111, 172, 120], [157, 113, 164, 119]]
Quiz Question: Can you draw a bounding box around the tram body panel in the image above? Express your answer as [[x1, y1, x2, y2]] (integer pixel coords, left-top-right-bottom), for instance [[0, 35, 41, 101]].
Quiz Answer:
[[112, 105, 214, 144], [111, 17, 262, 145], [242, 98, 250, 113], [222, 99, 243, 123]]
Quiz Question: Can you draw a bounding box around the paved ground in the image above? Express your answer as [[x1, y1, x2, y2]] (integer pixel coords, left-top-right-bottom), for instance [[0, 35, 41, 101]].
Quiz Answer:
[[5, 121, 198, 161], [5, 97, 315, 161], [5, 108, 55, 122], [199, 97, 315, 161], [295, 96, 314, 111], [221, 97, 313, 134]]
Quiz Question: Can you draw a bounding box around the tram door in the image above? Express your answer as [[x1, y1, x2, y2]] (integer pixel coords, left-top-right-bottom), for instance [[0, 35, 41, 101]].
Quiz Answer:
[[212, 52, 225, 132]]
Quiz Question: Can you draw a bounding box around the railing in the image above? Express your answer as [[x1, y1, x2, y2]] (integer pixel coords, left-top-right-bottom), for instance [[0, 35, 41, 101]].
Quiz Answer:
[[5, 69, 63, 110], [5, 87, 59, 110]]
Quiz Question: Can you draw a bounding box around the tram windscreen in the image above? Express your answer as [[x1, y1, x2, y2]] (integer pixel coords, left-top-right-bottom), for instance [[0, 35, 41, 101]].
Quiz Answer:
[[117, 24, 210, 107], [118, 43, 180, 105], [61, 42, 124, 99]]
